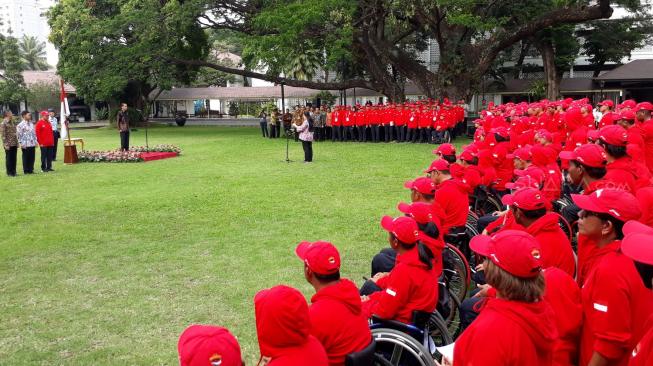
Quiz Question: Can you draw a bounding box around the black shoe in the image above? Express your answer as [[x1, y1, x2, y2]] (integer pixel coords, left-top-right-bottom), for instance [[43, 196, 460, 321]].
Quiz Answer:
[[47, 169, 55, 172], [42, 170, 49, 173], [7, 174, 16, 177]]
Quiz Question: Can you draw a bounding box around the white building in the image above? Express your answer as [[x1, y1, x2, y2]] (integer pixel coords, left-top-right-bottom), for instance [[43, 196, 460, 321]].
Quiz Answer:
[[0, 0, 58, 67]]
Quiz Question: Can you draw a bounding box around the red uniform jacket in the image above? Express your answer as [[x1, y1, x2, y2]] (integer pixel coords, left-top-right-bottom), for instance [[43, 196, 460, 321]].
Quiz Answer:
[[434, 179, 469, 233], [525, 213, 576, 277], [626, 124, 646, 162], [255, 287, 329, 366], [640, 119, 653, 174], [628, 316, 653, 366], [605, 157, 638, 193], [407, 111, 418, 129], [454, 298, 557, 366], [418, 110, 432, 129], [543, 267, 583, 366], [362, 248, 438, 323], [35, 120, 54, 147], [309, 279, 372, 366], [580, 242, 653, 366]]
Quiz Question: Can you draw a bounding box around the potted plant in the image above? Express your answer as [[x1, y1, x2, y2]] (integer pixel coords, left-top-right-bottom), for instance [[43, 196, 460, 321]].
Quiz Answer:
[[175, 111, 188, 126]]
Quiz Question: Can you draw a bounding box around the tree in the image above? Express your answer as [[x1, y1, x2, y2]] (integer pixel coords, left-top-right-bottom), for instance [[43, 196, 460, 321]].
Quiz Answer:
[[26, 81, 60, 112], [0, 35, 27, 108], [19, 36, 50, 71], [48, 0, 210, 117], [167, 0, 620, 101], [533, 25, 580, 100]]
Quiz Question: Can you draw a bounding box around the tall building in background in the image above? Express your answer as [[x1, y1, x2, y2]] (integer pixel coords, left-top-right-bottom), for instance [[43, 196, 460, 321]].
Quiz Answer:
[[0, 0, 59, 68]]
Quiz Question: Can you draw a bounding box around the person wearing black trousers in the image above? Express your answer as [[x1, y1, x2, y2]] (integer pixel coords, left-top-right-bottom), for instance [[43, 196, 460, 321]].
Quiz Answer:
[[48, 109, 59, 161], [117, 103, 131, 151], [1, 111, 18, 177], [259, 111, 269, 138], [16, 111, 37, 174], [293, 111, 314, 163]]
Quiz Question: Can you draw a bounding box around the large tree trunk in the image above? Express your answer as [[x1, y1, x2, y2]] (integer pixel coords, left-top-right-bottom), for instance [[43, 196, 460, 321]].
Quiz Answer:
[[536, 39, 560, 100]]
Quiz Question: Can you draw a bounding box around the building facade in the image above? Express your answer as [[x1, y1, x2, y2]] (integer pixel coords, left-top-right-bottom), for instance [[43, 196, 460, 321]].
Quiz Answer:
[[0, 0, 58, 67]]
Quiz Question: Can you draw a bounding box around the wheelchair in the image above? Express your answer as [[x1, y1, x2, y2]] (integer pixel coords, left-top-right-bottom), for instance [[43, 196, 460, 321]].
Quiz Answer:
[[370, 310, 453, 366], [470, 185, 503, 217]]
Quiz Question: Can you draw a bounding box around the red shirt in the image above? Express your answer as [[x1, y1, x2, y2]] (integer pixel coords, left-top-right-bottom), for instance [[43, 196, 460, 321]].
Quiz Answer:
[[580, 242, 653, 366], [543, 267, 582, 366], [640, 119, 653, 173], [524, 213, 576, 277], [309, 279, 372, 366], [454, 298, 557, 366], [362, 248, 438, 323], [434, 179, 469, 233], [629, 316, 653, 366], [35, 119, 54, 147], [605, 157, 637, 193]]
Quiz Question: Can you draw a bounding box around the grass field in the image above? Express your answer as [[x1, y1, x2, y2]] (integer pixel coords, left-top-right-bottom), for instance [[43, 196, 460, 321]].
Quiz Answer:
[[0, 126, 464, 365]]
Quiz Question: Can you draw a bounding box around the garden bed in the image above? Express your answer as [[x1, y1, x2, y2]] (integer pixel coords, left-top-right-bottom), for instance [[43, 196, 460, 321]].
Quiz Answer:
[[78, 145, 182, 163]]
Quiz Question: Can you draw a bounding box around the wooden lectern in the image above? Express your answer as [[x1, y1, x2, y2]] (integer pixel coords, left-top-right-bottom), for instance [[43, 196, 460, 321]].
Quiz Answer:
[[64, 144, 78, 164]]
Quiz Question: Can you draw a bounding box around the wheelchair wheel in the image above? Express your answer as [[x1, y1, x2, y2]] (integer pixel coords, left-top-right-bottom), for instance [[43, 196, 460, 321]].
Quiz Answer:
[[428, 311, 454, 361], [466, 211, 479, 228], [473, 195, 503, 217], [443, 130, 452, 144], [443, 245, 470, 302], [372, 328, 436, 366], [443, 287, 462, 339]]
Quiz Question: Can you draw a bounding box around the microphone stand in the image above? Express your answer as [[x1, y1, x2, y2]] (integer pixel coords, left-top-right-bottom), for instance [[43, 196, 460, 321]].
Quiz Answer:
[[284, 127, 293, 163]]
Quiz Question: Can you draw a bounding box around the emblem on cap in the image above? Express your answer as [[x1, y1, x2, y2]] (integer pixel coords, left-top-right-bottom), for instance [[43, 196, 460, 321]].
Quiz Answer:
[[210, 354, 223, 366], [531, 249, 541, 260], [328, 256, 336, 264]]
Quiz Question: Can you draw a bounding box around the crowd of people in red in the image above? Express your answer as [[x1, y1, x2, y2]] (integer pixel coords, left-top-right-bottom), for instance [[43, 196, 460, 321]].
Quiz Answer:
[[175, 97, 653, 366]]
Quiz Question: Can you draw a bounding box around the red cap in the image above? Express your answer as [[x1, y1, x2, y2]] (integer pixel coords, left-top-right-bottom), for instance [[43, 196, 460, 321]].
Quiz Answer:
[[587, 129, 600, 142], [636, 102, 653, 112], [598, 100, 614, 108], [491, 127, 509, 138], [572, 188, 641, 222], [559, 144, 607, 168], [505, 176, 541, 190], [425, 159, 450, 173], [295, 241, 341, 275], [434, 143, 456, 156], [470, 230, 543, 279], [459, 149, 477, 162], [598, 125, 628, 146], [535, 129, 553, 142], [397, 202, 434, 224], [618, 110, 636, 121], [381, 216, 425, 244], [178, 325, 242, 366], [39, 111, 49, 117], [514, 166, 545, 185], [622, 220, 653, 265], [507, 146, 532, 161], [501, 187, 547, 211], [619, 99, 637, 109], [404, 177, 435, 195]]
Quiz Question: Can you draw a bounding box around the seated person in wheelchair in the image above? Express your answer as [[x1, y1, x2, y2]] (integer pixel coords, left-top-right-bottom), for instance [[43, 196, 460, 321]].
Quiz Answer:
[[621, 220, 653, 366], [294, 241, 372, 366], [178, 325, 243, 366], [453, 230, 557, 366], [404, 177, 435, 204], [478, 174, 542, 235], [254, 285, 328, 366], [425, 159, 469, 235], [458, 149, 482, 193], [361, 216, 439, 324], [558, 143, 609, 224], [370, 203, 444, 276], [502, 187, 575, 277]]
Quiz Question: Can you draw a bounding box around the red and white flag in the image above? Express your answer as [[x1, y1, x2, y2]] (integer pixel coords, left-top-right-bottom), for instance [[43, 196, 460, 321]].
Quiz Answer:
[[59, 78, 70, 139]]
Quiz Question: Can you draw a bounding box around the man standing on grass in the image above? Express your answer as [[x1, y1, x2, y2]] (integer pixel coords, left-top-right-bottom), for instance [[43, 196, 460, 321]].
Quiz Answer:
[[48, 108, 59, 161], [16, 111, 37, 175], [35, 111, 55, 173], [1, 111, 18, 177], [117, 103, 130, 151]]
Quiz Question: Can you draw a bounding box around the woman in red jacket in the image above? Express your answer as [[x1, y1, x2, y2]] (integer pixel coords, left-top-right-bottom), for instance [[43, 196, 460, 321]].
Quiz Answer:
[[453, 230, 557, 366], [35, 110, 54, 172]]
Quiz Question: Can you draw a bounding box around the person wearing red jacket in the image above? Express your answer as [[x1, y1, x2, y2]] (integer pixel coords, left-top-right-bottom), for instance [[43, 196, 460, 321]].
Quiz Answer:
[[597, 125, 639, 193], [178, 324, 243, 366], [502, 187, 575, 277], [452, 230, 557, 366], [636, 102, 653, 173], [615, 110, 646, 162], [597, 100, 616, 128], [404, 176, 435, 204], [571, 189, 653, 366], [418, 107, 432, 143], [254, 285, 328, 366], [361, 216, 438, 324], [458, 149, 483, 193], [35, 111, 54, 173], [425, 159, 469, 234], [620, 220, 653, 366], [395, 104, 407, 142], [355, 107, 367, 143], [407, 106, 419, 143], [343, 107, 355, 142], [295, 241, 371, 366]]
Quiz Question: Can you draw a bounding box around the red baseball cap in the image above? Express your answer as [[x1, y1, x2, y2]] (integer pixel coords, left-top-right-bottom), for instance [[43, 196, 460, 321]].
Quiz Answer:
[[491, 127, 509, 138], [617, 110, 636, 121], [636, 102, 653, 112], [598, 100, 614, 108], [459, 149, 477, 162], [404, 177, 435, 195], [397, 202, 434, 225], [619, 99, 637, 109], [505, 176, 541, 190], [535, 129, 553, 142], [507, 146, 532, 161], [622, 220, 653, 265], [178, 325, 242, 366], [514, 166, 545, 185], [501, 187, 547, 211], [559, 144, 608, 168], [598, 125, 628, 146], [434, 143, 456, 156], [424, 159, 450, 173], [587, 129, 600, 142], [470, 230, 543, 279], [295, 241, 341, 275], [39, 111, 49, 117], [381, 216, 426, 245], [572, 188, 642, 222]]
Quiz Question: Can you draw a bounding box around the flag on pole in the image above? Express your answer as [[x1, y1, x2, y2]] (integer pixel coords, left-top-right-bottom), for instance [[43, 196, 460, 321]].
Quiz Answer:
[[59, 79, 70, 140]]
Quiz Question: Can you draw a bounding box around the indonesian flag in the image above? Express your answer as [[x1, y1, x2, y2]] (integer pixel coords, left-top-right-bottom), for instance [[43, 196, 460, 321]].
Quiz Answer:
[[59, 79, 70, 139]]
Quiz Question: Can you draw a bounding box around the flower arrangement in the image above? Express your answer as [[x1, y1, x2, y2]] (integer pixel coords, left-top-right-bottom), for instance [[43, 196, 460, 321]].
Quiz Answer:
[[130, 144, 183, 154], [78, 150, 143, 163]]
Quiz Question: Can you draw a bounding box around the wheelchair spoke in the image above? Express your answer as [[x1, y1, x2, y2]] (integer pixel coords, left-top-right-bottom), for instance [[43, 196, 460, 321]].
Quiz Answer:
[[390, 344, 404, 365]]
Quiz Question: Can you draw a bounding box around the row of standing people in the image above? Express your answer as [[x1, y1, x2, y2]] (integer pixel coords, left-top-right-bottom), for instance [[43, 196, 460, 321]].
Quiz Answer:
[[1, 109, 60, 177]]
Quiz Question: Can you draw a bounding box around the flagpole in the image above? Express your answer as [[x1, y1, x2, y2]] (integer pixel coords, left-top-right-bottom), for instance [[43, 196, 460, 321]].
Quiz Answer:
[[60, 79, 78, 164]]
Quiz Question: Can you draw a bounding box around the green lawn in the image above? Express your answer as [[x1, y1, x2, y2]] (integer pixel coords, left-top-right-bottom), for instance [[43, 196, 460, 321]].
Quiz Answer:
[[0, 126, 464, 365]]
